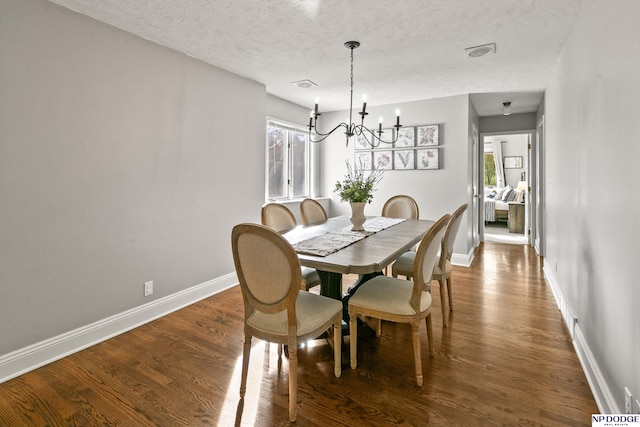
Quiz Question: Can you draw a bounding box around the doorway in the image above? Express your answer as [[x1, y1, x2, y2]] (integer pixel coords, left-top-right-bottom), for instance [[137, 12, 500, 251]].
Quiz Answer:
[[480, 132, 533, 245]]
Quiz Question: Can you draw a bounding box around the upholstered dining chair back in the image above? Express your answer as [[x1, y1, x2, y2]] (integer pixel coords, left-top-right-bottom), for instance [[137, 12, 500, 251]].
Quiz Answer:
[[233, 223, 299, 317], [300, 198, 328, 225], [261, 202, 321, 291], [382, 195, 419, 219], [414, 216, 449, 292], [261, 203, 297, 233], [231, 223, 342, 422], [440, 203, 468, 267]]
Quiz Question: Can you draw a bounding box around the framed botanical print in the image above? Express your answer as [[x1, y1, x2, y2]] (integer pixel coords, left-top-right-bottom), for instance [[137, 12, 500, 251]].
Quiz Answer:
[[417, 125, 439, 146], [373, 150, 393, 170], [354, 131, 374, 150], [354, 151, 372, 170], [372, 128, 395, 148], [395, 127, 416, 148], [416, 148, 439, 170], [394, 150, 414, 170]]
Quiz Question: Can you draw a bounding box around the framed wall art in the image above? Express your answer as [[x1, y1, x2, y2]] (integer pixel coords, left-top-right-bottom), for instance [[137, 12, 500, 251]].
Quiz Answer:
[[373, 150, 393, 170], [504, 156, 523, 169], [417, 124, 439, 146], [374, 128, 394, 147], [354, 131, 374, 150], [351, 123, 443, 172], [394, 150, 414, 170], [416, 148, 439, 170], [395, 126, 416, 148], [354, 151, 372, 170]]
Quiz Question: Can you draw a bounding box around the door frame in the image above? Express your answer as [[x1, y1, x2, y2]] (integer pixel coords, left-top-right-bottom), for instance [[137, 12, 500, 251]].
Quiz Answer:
[[478, 129, 535, 244], [534, 116, 545, 256]]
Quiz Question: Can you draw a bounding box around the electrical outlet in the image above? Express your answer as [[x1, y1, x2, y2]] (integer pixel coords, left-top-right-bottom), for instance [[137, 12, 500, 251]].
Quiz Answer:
[[624, 387, 632, 414], [144, 280, 153, 297]]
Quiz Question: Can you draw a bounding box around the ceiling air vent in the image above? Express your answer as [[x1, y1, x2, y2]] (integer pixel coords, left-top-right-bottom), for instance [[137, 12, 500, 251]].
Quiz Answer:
[[464, 43, 496, 59]]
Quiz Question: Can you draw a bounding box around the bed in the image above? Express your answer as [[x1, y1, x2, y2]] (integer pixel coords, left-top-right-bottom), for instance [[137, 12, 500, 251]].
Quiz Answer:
[[484, 186, 524, 223]]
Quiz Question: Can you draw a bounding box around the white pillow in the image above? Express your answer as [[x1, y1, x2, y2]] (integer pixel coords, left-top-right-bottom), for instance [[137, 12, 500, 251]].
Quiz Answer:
[[500, 186, 513, 202]]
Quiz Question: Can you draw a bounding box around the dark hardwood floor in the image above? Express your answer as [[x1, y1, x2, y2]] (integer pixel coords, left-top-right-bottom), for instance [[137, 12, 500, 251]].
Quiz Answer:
[[0, 242, 597, 426]]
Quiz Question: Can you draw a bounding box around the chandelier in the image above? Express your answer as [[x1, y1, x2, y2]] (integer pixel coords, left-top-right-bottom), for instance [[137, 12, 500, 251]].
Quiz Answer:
[[307, 41, 401, 147]]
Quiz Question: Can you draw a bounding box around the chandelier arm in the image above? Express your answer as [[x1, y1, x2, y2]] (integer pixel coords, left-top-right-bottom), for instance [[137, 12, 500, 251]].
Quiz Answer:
[[308, 123, 349, 143], [354, 124, 398, 147]]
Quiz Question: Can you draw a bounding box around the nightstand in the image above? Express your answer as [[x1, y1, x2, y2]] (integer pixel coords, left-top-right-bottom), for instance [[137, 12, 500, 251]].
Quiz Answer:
[[508, 202, 525, 234]]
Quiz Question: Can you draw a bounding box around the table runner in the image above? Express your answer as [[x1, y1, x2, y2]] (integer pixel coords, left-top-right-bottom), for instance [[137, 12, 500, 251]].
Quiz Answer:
[[292, 217, 405, 257]]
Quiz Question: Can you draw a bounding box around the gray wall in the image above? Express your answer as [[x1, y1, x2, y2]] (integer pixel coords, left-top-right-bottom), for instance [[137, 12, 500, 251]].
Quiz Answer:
[[319, 94, 474, 259], [479, 113, 537, 134], [0, 0, 265, 355], [544, 0, 639, 413]]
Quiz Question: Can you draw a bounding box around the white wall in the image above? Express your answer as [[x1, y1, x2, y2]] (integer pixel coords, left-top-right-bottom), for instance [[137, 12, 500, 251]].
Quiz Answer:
[[543, 0, 640, 413], [0, 0, 265, 360], [319, 95, 474, 259]]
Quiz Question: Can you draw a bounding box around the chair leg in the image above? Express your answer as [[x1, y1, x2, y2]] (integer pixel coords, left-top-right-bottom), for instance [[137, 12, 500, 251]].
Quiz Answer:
[[411, 322, 423, 387], [333, 318, 342, 378], [239, 335, 252, 398], [425, 313, 435, 356], [349, 308, 358, 370], [288, 339, 298, 422], [447, 276, 453, 310], [438, 279, 447, 327]]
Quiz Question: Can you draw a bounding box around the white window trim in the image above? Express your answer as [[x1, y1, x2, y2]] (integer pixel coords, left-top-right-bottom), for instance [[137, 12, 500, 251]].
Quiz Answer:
[[266, 117, 312, 202]]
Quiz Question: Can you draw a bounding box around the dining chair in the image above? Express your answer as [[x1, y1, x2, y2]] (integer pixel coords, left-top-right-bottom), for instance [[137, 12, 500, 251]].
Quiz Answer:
[[381, 195, 420, 274], [348, 214, 449, 386], [391, 203, 468, 327], [261, 203, 322, 291], [232, 223, 342, 422], [381, 195, 419, 220], [300, 198, 328, 225], [261, 202, 297, 233]]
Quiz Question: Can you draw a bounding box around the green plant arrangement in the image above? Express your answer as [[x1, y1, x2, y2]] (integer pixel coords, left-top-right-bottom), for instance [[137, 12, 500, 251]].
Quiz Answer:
[[334, 161, 384, 204]]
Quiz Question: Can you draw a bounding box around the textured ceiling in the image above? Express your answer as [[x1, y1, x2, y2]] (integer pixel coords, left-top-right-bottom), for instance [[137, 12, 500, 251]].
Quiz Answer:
[[47, 0, 583, 116]]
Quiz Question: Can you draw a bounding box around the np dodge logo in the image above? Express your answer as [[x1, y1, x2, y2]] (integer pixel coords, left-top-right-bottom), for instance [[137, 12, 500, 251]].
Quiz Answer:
[[592, 414, 640, 426]]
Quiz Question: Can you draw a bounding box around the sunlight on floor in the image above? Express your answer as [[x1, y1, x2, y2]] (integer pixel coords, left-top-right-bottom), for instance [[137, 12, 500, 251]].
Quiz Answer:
[[217, 339, 321, 425], [217, 340, 269, 426]]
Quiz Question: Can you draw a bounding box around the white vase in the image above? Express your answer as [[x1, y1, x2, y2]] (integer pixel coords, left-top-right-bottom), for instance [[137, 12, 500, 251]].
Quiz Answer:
[[349, 202, 366, 231]]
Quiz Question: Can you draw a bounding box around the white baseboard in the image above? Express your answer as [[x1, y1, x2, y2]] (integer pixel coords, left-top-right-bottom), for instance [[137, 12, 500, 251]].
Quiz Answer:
[[452, 248, 474, 267], [543, 262, 615, 414], [574, 325, 619, 414], [0, 273, 238, 384]]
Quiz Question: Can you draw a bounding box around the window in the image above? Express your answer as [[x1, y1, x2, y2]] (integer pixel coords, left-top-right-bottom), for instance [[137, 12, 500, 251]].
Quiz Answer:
[[484, 143, 496, 186], [266, 120, 310, 200], [484, 152, 497, 186]]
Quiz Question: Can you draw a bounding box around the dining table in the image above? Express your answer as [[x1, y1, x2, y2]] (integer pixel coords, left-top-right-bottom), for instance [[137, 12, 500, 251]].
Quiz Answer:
[[283, 215, 435, 325]]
